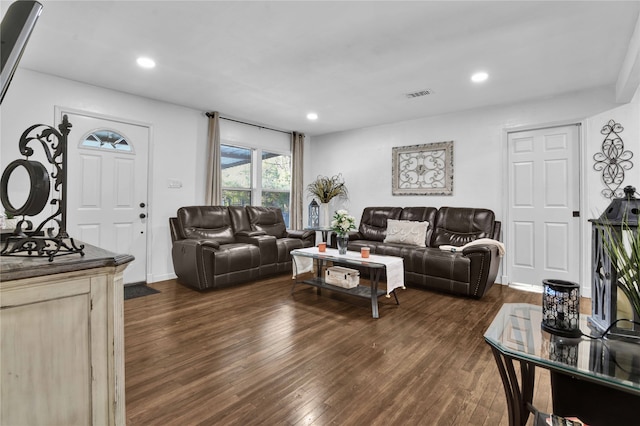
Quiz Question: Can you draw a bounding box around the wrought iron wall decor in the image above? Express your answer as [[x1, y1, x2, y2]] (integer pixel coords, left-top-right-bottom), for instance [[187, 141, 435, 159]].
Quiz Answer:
[[0, 114, 84, 261], [593, 119, 634, 199], [392, 141, 453, 195]]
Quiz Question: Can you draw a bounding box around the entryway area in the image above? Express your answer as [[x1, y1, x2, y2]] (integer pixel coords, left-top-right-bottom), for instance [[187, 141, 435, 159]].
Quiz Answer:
[[58, 108, 150, 285]]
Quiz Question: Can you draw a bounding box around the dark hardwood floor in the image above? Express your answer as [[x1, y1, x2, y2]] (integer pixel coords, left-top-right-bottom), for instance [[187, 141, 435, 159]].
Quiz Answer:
[[124, 276, 558, 425]]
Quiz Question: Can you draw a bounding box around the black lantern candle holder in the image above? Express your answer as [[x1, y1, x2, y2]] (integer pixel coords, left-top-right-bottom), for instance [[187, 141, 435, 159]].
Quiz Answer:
[[308, 199, 319, 228], [541, 279, 582, 338], [589, 185, 639, 340]]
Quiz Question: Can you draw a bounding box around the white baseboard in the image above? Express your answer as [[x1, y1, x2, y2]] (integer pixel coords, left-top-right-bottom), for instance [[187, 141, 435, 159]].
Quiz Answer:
[[509, 282, 543, 294], [148, 273, 177, 283]]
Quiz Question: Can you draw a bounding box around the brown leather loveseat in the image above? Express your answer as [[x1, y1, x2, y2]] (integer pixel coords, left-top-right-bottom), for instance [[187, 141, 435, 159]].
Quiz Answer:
[[342, 206, 502, 298], [170, 206, 315, 290]]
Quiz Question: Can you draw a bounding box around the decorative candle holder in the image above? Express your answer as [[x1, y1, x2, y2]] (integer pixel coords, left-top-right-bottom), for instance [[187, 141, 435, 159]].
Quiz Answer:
[[308, 199, 319, 228], [541, 279, 581, 338]]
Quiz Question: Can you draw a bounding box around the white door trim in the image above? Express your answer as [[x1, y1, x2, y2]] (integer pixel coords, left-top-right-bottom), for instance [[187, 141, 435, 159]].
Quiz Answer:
[[501, 120, 590, 297], [54, 106, 154, 284]]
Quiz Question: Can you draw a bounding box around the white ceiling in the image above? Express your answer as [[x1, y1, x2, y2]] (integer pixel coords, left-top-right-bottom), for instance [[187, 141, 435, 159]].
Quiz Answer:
[[5, 0, 640, 136]]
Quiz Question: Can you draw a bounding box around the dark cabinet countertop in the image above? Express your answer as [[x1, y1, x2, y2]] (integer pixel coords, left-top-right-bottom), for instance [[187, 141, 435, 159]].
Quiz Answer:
[[1, 241, 134, 282]]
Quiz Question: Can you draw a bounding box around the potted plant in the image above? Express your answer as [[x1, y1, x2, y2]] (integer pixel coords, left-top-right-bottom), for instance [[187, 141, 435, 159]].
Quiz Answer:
[[2, 211, 17, 230], [306, 174, 348, 227]]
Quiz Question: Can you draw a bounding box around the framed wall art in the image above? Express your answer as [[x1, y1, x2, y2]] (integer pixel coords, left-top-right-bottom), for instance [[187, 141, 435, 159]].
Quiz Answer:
[[392, 141, 453, 195]]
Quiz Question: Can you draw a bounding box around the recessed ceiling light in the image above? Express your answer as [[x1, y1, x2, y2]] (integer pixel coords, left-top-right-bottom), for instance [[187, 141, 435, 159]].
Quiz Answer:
[[307, 112, 318, 121], [136, 57, 156, 69], [471, 71, 489, 83]]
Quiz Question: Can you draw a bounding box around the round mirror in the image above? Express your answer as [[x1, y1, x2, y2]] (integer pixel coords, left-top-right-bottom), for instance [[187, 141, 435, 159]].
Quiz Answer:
[[4, 164, 30, 211], [1, 159, 50, 216]]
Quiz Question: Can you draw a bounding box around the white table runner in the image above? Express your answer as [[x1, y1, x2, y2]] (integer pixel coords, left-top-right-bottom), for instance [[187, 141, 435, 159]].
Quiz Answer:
[[292, 247, 405, 296]]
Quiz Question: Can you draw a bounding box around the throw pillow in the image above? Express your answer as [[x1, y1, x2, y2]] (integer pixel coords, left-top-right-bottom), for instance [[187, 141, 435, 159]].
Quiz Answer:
[[384, 219, 429, 247]]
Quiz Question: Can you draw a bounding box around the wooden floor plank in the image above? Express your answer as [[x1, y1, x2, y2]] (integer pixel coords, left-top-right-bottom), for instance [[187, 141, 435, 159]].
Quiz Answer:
[[125, 275, 552, 425]]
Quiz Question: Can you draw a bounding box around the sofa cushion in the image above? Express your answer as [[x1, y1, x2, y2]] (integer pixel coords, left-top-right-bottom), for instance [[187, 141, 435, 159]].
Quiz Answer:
[[177, 206, 236, 244], [229, 205, 251, 233], [383, 219, 429, 247], [431, 207, 495, 247], [246, 206, 287, 238], [358, 207, 403, 242], [400, 207, 438, 247]]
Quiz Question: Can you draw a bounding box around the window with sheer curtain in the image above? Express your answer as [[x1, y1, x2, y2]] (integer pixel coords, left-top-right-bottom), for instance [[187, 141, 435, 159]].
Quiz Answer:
[[221, 144, 291, 227]]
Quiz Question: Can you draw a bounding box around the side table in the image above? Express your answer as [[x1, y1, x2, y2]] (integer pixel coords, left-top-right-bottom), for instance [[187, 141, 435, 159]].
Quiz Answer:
[[304, 226, 333, 244], [484, 303, 640, 426]]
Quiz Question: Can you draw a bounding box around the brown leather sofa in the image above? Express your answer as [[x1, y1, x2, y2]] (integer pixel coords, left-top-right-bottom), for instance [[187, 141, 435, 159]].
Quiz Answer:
[[340, 206, 502, 298], [169, 206, 315, 290]]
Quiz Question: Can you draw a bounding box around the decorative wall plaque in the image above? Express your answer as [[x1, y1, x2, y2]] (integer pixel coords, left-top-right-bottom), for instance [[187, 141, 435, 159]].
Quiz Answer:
[[392, 141, 453, 195], [593, 119, 634, 199]]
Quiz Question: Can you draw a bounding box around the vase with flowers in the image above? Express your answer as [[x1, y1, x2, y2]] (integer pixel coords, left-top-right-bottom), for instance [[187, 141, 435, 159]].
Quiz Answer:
[[307, 174, 348, 227], [331, 209, 356, 255]]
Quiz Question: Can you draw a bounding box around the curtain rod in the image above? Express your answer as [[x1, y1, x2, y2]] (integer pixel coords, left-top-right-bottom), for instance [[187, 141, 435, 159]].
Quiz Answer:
[[206, 112, 292, 135]]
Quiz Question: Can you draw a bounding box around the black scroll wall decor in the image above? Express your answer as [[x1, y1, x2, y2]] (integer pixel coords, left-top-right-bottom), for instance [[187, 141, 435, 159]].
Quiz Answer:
[[593, 119, 634, 199], [0, 115, 84, 261]]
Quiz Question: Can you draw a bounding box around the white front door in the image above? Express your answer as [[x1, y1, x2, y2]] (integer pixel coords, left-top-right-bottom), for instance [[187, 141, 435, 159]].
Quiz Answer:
[[507, 125, 580, 289], [61, 110, 149, 285]]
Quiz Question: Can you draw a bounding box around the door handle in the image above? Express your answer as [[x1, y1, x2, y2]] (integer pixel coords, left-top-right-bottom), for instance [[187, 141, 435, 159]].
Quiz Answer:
[[140, 202, 146, 208], [139, 213, 146, 219]]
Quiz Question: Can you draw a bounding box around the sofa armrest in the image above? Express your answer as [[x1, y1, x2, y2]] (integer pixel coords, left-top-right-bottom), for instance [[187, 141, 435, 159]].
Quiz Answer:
[[169, 217, 181, 243], [176, 238, 220, 250], [286, 229, 311, 239], [462, 244, 501, 298], [236, 230, 267, 237], [171, 238, 221, 290], [347, 231, 364, 240], [493, 221, 502, 241], [286, 229, 315, 244], [235, 234, 278, 265]]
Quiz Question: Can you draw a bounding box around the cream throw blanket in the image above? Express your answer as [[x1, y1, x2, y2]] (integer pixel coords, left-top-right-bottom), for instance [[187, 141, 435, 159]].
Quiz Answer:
[[438, 238, 505, 257], [292, 247, 405, 296]]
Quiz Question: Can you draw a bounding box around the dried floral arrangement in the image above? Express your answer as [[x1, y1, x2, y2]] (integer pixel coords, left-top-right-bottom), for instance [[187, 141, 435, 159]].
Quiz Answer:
[[306, 174, 348, 203]]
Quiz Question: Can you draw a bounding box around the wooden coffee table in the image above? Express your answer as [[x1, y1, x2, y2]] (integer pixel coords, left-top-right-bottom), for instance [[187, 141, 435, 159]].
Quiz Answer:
[[290, 247, 404, 318]]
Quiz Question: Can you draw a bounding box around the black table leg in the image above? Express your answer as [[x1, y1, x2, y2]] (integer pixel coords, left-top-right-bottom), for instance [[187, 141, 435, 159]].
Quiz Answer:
[[369, 268, 381, 318], [489, 346, 535, 426], [316, 258, 324, 295], [390, 289, 400, 305]]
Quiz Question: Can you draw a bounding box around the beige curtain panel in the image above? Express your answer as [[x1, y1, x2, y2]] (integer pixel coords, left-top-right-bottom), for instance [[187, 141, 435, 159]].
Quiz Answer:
[[205, 111, 222, 205], [290, 131, 305, 229]]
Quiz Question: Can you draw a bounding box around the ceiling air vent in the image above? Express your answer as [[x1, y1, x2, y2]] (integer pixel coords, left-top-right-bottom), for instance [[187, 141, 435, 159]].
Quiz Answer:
[[405, 89, 433, 99]]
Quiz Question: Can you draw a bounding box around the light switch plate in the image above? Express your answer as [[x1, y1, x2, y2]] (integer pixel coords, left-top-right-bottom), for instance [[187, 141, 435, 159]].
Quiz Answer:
[[168, 179, 182, 188]]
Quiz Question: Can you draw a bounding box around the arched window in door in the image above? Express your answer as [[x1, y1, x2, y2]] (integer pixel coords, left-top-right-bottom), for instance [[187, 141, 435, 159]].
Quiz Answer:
[[80, 129, 133, 153]]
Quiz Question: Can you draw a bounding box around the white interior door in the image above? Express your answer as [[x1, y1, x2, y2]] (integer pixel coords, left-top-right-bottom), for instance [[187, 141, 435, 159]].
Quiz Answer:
[[508, 125, 580, 289], [62, 110, 149, 285]]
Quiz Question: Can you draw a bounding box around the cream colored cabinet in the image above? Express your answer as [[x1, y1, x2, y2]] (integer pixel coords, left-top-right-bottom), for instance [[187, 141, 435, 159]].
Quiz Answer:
[[1, 246, 131, 426]]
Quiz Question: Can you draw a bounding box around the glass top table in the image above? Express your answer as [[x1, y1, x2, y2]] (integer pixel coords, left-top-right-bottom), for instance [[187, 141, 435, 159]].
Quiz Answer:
[[290, 247, 404, 318], [484, 303, 640, 425]]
